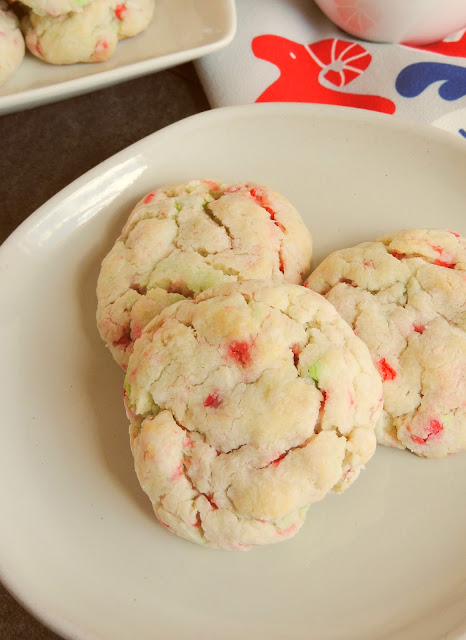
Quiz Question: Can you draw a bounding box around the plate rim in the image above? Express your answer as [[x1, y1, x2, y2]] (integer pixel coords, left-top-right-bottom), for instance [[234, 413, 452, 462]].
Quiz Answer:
[[0, 0, 237, 115], [1, 102, 465, 640], [2, 102, 466, 255]]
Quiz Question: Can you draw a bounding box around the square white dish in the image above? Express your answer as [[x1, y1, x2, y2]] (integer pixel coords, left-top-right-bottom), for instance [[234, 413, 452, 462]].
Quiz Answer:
[[0, 104, 465, 640], [0, 0, 236, 115]]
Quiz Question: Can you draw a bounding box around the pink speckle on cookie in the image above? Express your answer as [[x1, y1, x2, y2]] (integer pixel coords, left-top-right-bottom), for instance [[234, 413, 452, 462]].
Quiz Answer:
[[448, 230, 460, 237], [320, 389, 327, 410], [171, 461, 183, 480], [93, 37, 110, 61], [277, 523, 297, 537], [390, 252, 405, 260], [269, 452, 287, 467], [249, 187, 287, 233], [291, 343, 301, 367], [95, 38, 108, 50], [206, 494, 218, 510], [249, 187, 274, 215], [431, 245, 444, 254], [202, 180, 219, 191], [113, 335, 131, 347], [409, 419, 444, 445], [413, 324, 425, 334], [183, 436, 192, 448], [227, 340, 252, 366], [376, 358, 397, 381], [426, 419, 443, 438], [342, 465, 353, 480], [144, 192, 156, 204], [406, 424, 424, 445], [434, 259, 456, 269], [204, 392, 222, 409], [364, 260, 375, 268], [132, 323, 142, 340], [114, 4, 126, 19]]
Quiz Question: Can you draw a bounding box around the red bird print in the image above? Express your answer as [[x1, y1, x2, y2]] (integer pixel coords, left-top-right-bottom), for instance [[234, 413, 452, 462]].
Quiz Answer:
[[252, 35, 396, 114], [404, 28, 466, 58]]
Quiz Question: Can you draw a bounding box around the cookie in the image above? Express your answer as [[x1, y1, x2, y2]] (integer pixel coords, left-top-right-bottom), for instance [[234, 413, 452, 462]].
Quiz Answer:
[[125, 280, 383, 550], [0, 0, 25, 87], [115, 0, 152, 38], [306, 228, 466, 458], [97, 180, 313, 369], [22, 0, 154, 64], [19, 0, 92, 18]]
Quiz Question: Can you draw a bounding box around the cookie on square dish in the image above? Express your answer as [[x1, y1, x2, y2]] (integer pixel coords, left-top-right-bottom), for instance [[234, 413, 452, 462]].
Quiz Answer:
[[19, 0, 92, 17], [306, 228, 466, 458], [97, 180, 313, 369], [125, 281, 383, 550], [22, 0, 154, 64], [0, 1, 25, 87]]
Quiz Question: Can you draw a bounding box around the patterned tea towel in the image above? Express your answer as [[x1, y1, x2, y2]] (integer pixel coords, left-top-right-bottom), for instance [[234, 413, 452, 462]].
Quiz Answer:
[[196, 0, 466, 139]]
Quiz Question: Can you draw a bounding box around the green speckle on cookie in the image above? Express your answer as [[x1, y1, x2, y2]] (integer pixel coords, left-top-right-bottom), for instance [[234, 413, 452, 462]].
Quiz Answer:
[[174, 202, 182, 211], [308, 362, 320, 382], [124, 378, 132, 403], [144, 399, 160, 418], [195, 268, 230, 291], [441, 413, 454, 427], [150, 253, 236, 297], [251, 304, 266, 321], [298, 505, 310, 518]]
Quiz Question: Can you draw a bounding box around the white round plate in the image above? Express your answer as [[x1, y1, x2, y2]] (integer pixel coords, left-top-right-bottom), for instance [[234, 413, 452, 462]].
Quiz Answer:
[[1, 104, 465, 640]]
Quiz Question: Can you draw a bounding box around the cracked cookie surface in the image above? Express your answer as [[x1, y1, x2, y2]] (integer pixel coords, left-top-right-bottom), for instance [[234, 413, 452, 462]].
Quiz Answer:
[[19, 0, 92, 17], [125, 280, 382, 550], [23, 0, 154, 64], [97, 180, 313, 369], [306, 228, 466, 458]]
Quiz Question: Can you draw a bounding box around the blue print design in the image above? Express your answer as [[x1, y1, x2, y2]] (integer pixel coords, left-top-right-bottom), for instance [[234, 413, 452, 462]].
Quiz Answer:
[[396, 63, 466, 101], [459, 128, 466, 138]]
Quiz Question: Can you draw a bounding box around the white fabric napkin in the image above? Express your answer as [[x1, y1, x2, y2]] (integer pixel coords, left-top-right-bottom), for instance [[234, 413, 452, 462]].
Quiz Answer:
[[196, 0, 466, 138]]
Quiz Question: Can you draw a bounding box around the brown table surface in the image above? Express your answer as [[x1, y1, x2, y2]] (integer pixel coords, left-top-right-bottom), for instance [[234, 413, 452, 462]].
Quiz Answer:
[[0, 62, 209, 639]]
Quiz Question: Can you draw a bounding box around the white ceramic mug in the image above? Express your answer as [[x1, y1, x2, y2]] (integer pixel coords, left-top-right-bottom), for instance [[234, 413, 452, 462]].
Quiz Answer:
[[313, 0, 466, 45]]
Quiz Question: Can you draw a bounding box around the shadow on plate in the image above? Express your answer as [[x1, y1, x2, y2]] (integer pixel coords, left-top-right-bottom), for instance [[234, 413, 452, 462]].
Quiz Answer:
[[75, 200, 154, 521]]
